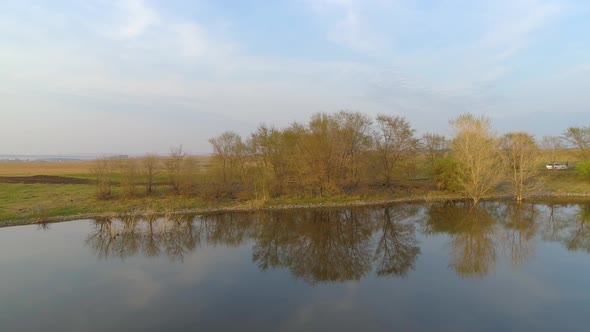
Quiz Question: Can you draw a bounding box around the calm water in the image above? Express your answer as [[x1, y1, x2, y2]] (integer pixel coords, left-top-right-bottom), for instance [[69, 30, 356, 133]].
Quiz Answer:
[[1, 202, 590, 331]]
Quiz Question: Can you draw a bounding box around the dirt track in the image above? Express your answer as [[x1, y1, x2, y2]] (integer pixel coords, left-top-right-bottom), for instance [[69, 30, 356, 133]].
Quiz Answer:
[[0, 175, 92, 184]]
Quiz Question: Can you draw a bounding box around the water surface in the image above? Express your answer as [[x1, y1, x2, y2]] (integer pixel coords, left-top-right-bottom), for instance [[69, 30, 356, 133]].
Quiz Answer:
[[1, 202, 590, 331]]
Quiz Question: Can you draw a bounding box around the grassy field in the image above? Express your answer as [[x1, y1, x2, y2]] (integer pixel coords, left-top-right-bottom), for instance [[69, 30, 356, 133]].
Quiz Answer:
[[1, 152, 590, 227], [0, 157, 216, 225], [0, 183, 218, 226], [0, 156, 212, 176], [0, 160, 97, 177]]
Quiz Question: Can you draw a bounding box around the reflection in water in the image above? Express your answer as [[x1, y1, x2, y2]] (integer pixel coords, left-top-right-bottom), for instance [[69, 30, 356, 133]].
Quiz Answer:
[[373, 206, 421, 277], [86, 214, 203, 262], [449, 209, 497, 278], [499, 203, 537, 266], [85, 202, 590, 282], [253, 209, 375, 283], [86, 206, 421, 283], [535, 203, 590, 253], [557, 203, 590, 253], [424, 203, 498, 278]]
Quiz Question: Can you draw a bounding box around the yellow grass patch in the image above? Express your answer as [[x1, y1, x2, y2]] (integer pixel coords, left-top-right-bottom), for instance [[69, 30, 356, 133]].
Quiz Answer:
[[0, 161, 96, 176], [0, 156, 213, 176]]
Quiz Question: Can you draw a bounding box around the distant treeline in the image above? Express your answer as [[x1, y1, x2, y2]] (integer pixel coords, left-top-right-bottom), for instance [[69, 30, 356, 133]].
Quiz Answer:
[[93, 111, 590, 205]]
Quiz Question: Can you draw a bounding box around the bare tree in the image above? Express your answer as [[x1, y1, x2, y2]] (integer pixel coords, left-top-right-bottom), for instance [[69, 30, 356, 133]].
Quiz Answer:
[[450, 113, 502, 205], [421, 133, 449, 169], [334, 111, 373, 185], [374, 115, 419, 187], [500, 132, 539, 202], [143, 153, 160, 194], [563, 126, 590, 158], [117, 157, 138, 198], [294, 113, 343, 196], [541, 135, 564, 166], [164, 145, 187, 194], [209, 131, 248, 183], [92, 158, 113, 199], [249, 124, 300, 197]]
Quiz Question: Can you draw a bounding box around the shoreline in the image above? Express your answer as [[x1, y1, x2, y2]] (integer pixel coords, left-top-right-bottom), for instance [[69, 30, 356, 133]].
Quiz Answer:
[[2, 192, 590, 228]]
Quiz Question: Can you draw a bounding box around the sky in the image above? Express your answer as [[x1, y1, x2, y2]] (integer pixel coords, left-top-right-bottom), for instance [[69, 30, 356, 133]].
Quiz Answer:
[[1, 0, 590, 155]]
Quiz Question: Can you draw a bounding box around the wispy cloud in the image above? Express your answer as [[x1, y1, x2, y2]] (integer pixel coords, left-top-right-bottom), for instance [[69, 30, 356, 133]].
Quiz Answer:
[[306, 0, 386, 54], [115, 0, 159, 39], [478, 0, 562, 61], [0, 0, 588, 154]]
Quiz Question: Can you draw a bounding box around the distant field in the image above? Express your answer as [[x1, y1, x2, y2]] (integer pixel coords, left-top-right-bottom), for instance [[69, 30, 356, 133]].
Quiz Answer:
[[0, 156, 213, 178], [0, 160, 96, 176]]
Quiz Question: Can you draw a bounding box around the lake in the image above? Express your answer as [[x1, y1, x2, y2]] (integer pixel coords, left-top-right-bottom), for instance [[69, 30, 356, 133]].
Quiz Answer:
[[1, 201, 589, 331]]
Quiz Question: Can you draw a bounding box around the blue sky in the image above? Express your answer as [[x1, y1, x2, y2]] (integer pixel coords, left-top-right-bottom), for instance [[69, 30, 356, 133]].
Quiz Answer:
[[1, 0, 589, 154]]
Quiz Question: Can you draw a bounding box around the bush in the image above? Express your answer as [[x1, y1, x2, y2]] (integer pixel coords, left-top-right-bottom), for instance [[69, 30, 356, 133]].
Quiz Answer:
[[576, 159, 590, 180], [432, 156, 461, 192]]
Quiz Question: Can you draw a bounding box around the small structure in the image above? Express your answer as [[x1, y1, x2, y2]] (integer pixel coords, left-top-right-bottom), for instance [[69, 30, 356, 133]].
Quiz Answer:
[[545, 163, 568, 170]]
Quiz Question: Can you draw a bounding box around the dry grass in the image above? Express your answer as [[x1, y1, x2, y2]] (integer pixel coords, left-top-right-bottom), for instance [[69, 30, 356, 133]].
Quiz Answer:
[[0, 160, 96, 176], [0, 155, 213, 177]]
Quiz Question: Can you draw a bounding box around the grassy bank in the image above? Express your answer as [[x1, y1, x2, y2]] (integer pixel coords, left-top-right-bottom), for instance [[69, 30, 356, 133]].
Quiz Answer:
[[2, 158, 590, 227], [2, 179, 590, 228], [0, 182, 418, 227]]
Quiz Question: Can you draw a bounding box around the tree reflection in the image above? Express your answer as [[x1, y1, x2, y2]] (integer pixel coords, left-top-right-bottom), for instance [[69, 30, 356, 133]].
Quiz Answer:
[[83, 201, 590, 282], [85, 214, 203, 262], [426, 203, 498, 278], [563, 203, 590, 253], [373, 206, 421, 277], [538, 203, 590, 253], [204, 212, 255, 247], [252, 209, 376, 283], [499, 203, 537, 266], [86, 217, 116, 259], [84, 206, 425, 283]]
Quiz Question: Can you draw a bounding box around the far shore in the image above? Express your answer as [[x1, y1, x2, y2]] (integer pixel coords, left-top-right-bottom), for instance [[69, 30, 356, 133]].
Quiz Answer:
[[3, 192, 590, 228]]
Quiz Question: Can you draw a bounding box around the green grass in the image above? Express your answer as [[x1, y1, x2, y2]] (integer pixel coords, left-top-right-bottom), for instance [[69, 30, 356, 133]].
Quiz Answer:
[[2, 169, 587, 227], [537, 168, 590, 194], [0, 183, 213, 226]]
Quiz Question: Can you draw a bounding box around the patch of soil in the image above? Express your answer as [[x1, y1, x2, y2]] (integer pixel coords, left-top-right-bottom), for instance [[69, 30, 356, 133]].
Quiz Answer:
[[0, 175, 92, 184]]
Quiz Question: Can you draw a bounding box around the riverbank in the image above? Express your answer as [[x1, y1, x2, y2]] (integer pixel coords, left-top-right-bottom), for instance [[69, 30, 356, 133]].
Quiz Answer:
[[2, 187, 590, 228], [2, 156, 590, 227]]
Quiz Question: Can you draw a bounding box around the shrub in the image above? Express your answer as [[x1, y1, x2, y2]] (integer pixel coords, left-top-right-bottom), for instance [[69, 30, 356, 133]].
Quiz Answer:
[[432, 156, 461, 192], [576, 159, 590, 180]]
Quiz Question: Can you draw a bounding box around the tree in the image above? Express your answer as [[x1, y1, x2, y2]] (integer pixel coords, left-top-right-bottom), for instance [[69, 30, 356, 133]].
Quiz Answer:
[[450, 113, 502, 205], [143, 153, 160, 194], [249, 125, 300, 197], [295, 113, 343, 196], [209, 131, 248, 195], [334, 111, 373, 185], [422, 133, 449, 169], [164, 145, 187, 194], [563, 126, 590, 158], [248, 125, 277, 200], [500, 132, 539, 202], [374, 115, 419, 187], [209, 131, 247, 183], [117, 157, 138, 198], [541, 136, 564, 165], [92, 158, 113, 199]]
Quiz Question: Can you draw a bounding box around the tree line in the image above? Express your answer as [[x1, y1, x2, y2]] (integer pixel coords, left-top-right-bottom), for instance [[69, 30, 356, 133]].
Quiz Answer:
[[93, 111, 590, 205]]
